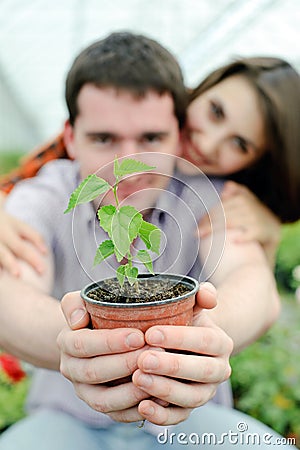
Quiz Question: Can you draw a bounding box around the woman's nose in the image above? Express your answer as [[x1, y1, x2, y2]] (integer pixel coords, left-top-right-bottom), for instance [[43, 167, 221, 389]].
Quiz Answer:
[[191, 131, 218, 159]]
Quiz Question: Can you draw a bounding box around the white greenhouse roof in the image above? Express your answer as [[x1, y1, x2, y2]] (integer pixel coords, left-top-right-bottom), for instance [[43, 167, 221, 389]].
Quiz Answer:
[[0, 0, 299, 152]]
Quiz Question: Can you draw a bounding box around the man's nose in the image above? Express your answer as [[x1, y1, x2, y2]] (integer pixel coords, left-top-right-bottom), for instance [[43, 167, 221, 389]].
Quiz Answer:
[[118, 140, 139, 158]]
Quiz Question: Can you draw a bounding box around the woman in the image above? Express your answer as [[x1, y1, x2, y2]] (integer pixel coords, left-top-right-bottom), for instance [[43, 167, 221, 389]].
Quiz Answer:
[[0, 56, 299, 274], [182, 56, 300, 263]]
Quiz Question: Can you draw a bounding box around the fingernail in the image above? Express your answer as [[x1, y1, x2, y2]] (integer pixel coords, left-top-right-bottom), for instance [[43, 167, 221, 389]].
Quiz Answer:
[[70, 308, 87, 326], [143, 404, 155, 416], [126, 332, 144, 349], [143, 353, 159, 370], [147, 329, 164, 345], [136, 373, 153, 387], [199, 282, 216, 295]]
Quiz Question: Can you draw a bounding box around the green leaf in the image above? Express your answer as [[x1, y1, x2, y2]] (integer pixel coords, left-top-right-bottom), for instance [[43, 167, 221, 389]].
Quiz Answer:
[[125, 265, 138, 285], [138, 220, 161, 254], [97, 205, 117, 237], [64, 174, 110, 213], [111, 206, 142, 259], [113, 158, 155, 178], [93, 240, 115, 266], [137, 249, 154, 274], [116, 265, 126, 287]]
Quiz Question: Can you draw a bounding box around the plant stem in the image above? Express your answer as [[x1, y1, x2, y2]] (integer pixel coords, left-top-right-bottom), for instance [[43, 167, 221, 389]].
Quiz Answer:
[[127, 254, 132, 268], [113, 179, 119, 207]]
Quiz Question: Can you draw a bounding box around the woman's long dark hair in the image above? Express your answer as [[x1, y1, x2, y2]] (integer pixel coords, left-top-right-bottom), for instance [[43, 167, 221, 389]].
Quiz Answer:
[[190, 57, 300, 222]]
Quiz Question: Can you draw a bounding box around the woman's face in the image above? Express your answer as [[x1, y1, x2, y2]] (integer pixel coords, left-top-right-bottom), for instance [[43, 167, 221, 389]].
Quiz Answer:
[[182, 75, 267, 176]]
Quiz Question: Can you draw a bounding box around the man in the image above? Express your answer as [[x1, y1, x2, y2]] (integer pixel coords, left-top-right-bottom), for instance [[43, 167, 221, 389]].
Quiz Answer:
[[0, 32, 283, 449]]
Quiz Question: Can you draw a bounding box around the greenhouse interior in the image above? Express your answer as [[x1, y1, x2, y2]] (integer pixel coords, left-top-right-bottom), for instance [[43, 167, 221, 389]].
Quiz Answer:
[[0, 0, 300, 447]]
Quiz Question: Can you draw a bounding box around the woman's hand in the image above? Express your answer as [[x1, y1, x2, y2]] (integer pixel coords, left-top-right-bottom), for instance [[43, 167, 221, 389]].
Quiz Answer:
[[198, 181, 281, 266], [0, 209, 47, 276]]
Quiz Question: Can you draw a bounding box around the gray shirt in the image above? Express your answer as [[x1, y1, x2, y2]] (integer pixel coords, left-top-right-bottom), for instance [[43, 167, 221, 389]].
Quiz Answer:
[[5, 159, 231, 429]]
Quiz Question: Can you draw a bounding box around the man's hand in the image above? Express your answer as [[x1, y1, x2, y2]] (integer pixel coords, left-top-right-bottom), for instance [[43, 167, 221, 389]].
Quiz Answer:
[[58, 292, 149, 416], [57, 284, 233, 426], [129, 283, 233, 425]]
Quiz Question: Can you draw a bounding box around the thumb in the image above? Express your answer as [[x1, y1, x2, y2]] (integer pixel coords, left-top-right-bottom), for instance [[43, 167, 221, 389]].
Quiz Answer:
[[60, 291, 90, 330], [196, 282, 217, 310]]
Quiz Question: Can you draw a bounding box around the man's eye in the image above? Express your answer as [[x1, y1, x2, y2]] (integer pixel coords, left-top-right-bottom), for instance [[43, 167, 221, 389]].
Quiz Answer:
[[210, 101, 224, 119], [95, 135, 113, 144], [143, 134, 163, 144]]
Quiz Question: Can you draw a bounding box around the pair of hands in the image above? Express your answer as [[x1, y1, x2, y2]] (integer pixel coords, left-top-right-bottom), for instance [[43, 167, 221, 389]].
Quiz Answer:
[[57, 283, 233, 426]]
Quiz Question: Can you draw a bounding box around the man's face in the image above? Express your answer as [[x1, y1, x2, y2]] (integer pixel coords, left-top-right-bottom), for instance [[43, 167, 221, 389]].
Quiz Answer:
[[64, 84, 181, 210]]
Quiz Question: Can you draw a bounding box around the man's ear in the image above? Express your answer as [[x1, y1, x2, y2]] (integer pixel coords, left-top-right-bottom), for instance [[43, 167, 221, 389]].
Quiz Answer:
[[63, 120, 76, 160]]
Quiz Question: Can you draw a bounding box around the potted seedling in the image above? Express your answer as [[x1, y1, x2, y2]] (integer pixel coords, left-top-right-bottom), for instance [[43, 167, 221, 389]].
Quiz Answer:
[[65, 158, 199, 332]]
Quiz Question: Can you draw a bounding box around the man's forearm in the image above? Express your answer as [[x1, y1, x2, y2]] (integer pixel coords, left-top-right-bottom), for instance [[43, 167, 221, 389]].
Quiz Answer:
[[0, 272, 66, 370], [207, 262, 280, 354], [200, 231, 281, 354]]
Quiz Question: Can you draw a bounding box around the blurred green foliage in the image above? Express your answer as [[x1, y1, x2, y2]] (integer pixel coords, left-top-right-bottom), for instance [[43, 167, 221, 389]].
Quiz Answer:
[[0, 151, 23, 176], [232, 223, 300, 448], [0, 370, 30, 430], [231, 292, 300, 447], [276, 221, 300, 292]]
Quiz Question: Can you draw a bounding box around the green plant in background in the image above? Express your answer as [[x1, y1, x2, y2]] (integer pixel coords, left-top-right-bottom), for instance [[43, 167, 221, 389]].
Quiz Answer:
[[230, 292, 300, 448], [0, 152, 23, 176], [275, 221, 300, 292], [0, 353, 30, 431], [65, 158, 161, 286]]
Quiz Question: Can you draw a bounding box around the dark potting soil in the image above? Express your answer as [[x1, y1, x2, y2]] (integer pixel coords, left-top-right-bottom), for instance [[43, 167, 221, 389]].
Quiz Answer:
[[87, 277, 191, 304]]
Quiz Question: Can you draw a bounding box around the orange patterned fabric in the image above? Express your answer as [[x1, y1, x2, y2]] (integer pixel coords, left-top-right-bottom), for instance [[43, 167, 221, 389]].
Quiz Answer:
[[0, 132, 68, 194]]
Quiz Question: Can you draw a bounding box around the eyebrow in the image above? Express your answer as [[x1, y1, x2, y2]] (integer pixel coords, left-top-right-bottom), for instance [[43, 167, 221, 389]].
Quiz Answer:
[[86, 132, 114, 138], [85, 131, 170, 139], [142, 131, 169, 138]]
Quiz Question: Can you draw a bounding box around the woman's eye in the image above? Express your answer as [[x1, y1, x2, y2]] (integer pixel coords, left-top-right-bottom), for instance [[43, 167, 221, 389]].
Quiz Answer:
[[233, 136, 249, 154], [210, 101, 224, 119]]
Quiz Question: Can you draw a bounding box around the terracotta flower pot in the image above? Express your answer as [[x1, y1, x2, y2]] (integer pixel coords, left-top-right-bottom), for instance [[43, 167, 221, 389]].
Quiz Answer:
[[81, 273, 199, 332]]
